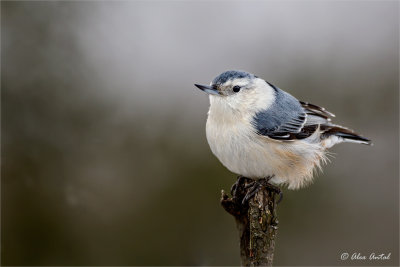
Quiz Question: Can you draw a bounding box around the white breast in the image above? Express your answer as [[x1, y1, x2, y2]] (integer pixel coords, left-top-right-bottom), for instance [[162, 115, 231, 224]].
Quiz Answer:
[[205, 94, 326, 189]]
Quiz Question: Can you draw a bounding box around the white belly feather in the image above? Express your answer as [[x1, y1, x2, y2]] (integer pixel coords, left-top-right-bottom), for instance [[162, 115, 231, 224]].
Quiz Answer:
[[206, 108, 327, 190]]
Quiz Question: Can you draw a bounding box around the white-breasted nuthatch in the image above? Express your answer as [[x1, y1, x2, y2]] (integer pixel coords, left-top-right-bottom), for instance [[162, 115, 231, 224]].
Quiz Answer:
[[195, 70, 371, 190]]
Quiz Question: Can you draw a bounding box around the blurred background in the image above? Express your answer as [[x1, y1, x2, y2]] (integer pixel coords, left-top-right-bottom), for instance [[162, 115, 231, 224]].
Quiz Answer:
[[2, 1, 398, 266]]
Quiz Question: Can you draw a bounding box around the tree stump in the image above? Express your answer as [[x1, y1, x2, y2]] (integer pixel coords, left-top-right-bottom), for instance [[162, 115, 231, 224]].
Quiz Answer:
[[221, 176, 280, 266]]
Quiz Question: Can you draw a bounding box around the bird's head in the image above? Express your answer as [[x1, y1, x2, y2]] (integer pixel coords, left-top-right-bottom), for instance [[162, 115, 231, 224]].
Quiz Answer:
[[195, 70, 275, 113]]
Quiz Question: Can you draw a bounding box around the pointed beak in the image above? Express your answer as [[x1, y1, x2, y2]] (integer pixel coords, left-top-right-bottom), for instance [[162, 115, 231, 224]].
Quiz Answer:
[[194, 84, 221, 96]]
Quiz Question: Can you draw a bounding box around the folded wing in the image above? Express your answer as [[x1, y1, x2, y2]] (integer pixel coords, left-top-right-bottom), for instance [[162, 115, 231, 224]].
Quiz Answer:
[[253, 83, 371, 145]]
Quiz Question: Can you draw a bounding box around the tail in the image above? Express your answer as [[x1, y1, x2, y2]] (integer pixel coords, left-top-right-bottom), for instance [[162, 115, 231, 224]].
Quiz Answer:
[[321, 125, 372, 145]]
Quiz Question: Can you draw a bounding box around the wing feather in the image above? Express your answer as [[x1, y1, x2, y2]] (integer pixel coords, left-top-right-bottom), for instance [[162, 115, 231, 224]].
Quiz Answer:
[[253, 82, 371, 144], [253, 84, 315, 141]]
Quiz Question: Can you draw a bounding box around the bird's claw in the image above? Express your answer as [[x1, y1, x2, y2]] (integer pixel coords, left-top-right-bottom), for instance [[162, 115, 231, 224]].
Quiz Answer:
[[241, 181, 261, 205], [241, 176, 283, 205]]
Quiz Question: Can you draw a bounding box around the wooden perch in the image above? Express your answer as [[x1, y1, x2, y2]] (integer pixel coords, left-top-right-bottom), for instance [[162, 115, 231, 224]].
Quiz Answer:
[[221, 176, 280, 266]]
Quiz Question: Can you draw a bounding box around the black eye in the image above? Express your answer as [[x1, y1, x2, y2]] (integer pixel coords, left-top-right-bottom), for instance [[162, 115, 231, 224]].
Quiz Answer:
[[233, 85, 241, 93]]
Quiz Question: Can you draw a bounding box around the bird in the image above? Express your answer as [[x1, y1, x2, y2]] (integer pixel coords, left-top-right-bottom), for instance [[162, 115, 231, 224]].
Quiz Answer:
[[195, 70, 371, 191]]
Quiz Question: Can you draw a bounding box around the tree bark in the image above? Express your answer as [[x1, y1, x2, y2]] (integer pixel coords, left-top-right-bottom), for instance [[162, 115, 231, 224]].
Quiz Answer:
[[221, 177, 279, 266]]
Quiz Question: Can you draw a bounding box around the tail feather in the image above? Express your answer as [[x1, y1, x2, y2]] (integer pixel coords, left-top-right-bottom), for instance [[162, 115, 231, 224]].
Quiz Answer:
[[321, 125, 372, 145]]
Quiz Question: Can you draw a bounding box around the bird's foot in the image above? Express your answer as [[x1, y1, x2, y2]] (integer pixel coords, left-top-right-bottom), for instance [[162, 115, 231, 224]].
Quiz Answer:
[[242, 176, 283, 205], [222, 176, 282, 218], [230, 176, 253, 203]]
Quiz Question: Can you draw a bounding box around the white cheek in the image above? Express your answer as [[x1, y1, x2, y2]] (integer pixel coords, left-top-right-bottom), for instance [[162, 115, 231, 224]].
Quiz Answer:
[[227, 79, 276, 113], [208, 79, 275, 121]]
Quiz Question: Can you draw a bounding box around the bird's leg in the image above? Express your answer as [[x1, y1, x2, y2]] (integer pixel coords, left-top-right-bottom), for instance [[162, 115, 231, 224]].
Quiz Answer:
[[231, 176, 253, 203], [242, 175, 283, 205], [260, 176, 281, 193], [241, 181, 260, 204], [231, 176, 245, 196]]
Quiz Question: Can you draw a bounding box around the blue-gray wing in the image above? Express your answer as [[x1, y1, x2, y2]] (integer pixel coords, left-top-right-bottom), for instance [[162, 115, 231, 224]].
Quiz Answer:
[[252, 83, 334, 141]]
